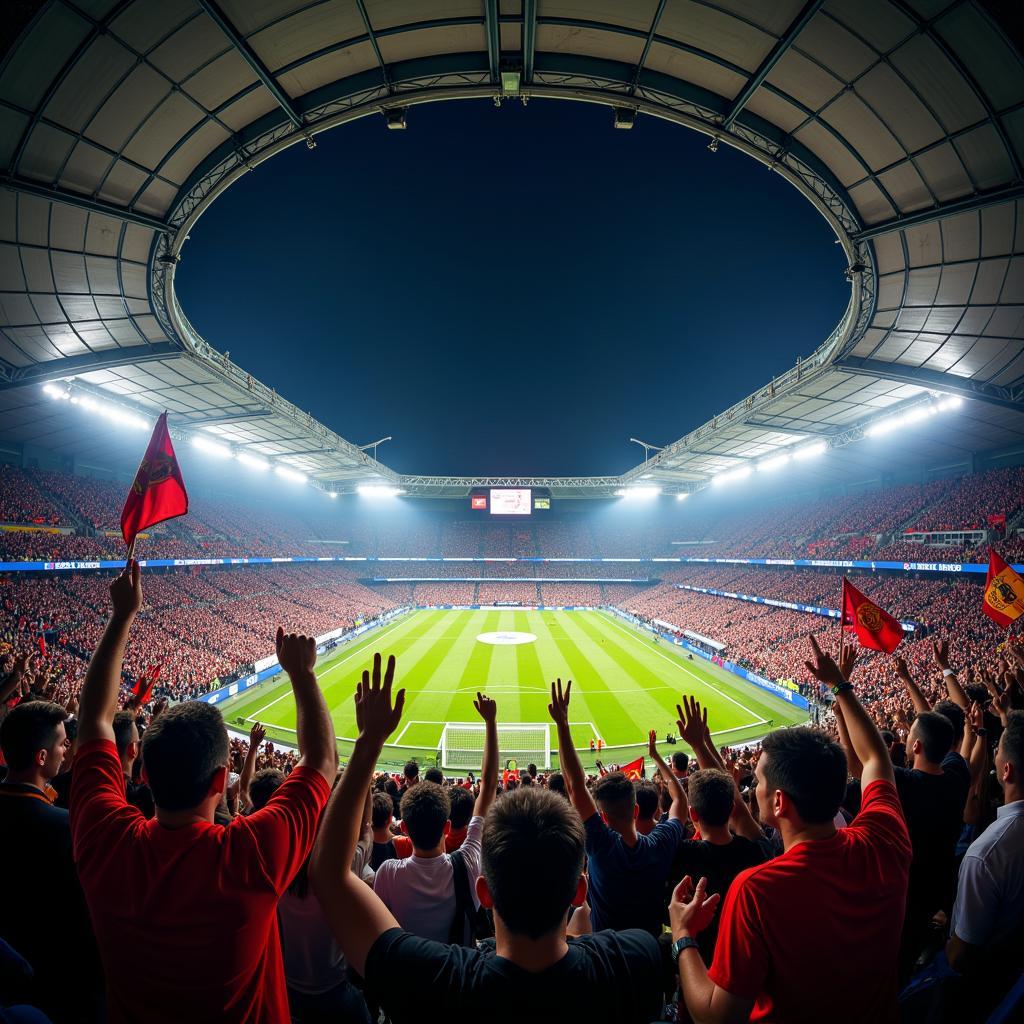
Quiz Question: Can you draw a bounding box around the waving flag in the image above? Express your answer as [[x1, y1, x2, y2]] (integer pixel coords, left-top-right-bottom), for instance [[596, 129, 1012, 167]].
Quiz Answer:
[[130, 663, 162, 705], [841, 578, 903, 654], [120, 413, 188, 548], [983, 549, 1024, 628], [620, 756, 644, 781]]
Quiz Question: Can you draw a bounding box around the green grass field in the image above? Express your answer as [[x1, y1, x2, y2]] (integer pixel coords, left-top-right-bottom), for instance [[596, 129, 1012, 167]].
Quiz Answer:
[[216, 609, 807, 770]]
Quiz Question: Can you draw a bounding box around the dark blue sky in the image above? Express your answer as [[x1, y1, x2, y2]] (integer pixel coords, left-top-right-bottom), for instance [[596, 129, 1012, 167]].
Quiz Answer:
[[177, 99, 848, 477]]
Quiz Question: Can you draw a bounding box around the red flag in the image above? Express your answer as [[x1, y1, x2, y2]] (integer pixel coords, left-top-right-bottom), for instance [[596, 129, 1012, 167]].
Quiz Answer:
[[120, 413, 188, 547], [841, 578, 904, 654], [37, 635, 46, 658], [982, 549, 1024, 628], [620, 756, 644, 781], [131, 663, 162, 704]]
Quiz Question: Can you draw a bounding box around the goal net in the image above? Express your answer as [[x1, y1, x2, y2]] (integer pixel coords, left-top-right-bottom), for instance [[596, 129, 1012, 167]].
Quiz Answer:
[[440, 722, 551, 771]]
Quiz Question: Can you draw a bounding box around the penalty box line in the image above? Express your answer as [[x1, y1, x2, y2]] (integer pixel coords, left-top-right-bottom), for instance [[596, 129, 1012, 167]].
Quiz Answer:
[[393, 720, 603, 746], [244, 616, 413, 723], [598, 611, 768, 729]]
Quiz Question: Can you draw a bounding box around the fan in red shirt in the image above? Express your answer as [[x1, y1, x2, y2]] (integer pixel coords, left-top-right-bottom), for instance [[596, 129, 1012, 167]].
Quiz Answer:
[[70, 562, 338, 1023], [670, 636, 911, 1024]]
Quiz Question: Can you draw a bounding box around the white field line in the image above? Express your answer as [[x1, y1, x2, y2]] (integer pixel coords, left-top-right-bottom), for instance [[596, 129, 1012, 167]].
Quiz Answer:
[[597, 611, 767, 727], [245, 616, 415, 721]]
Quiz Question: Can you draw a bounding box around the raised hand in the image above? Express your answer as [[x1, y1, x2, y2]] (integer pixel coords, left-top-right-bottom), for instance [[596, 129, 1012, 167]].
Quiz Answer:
[[804, 635, 847, 689], [992, 685, 1011, 723], [676, 695, 709, 748], [839, 641, 859, 683], [249, 721, 266, 747], [895, 656, 912, 681], [473, 692, 497, 723], [547, 677, 572, 726], [276, 627, 316, 678], [354, 652, 405, 746], [668, 875, 721, 939], [967, 701, 984, 733], [932, 638, 951, 671], [648, 729, 658, 758], [110, 559, 143, 621]]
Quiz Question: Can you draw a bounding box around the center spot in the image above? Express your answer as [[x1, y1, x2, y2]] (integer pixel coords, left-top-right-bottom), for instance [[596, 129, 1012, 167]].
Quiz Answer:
[[476, 631, 538, 646]]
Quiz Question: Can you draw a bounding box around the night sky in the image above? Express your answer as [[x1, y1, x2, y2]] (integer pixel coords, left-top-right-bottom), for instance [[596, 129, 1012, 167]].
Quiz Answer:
[[176, 99, 849, 477]]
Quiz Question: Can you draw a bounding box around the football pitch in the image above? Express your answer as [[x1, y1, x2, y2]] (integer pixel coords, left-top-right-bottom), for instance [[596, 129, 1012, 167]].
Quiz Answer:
[[217, 609, 808, 770]]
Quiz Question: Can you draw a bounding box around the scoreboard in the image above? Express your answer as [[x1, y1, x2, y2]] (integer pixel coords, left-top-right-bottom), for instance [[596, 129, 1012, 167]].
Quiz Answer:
[[469, 489, 551, 515]]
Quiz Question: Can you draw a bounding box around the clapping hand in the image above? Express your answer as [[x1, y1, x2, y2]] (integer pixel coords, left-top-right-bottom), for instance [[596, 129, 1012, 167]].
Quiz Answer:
[[668, 875, 721, 939], [354, 652, 405, 746]]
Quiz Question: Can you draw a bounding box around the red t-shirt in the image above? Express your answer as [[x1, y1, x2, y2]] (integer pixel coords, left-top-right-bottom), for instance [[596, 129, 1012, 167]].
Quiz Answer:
[[445, 824, 469, 852], [70, 739, 330, 1023], [708, 779, 911, 1023]]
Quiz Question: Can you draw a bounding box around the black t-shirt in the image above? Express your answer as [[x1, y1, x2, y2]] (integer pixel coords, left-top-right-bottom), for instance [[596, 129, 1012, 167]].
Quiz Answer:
[[365, 927, 663, 1024], [667, 835, 767, 964], [894, 754, 970, 914]]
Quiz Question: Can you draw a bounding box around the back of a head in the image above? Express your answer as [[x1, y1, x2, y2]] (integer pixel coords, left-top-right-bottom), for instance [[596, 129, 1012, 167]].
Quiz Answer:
[[912, 710, 954, 764], [592, 770, 636, 821], [761, 727, 847, 824], [424, 766, 444, 785], [141, 702, 229, 812], [482, 787, 585, 939], [448, 785, 474, 830], [400, 780, 450, 849], [688, 769, 735, 828], [403, 760, 419, 783], [112, 711, 138, 760], [999, 710, 1023, 774], [635, 782, 659, 821], [547, 771, 567, 797], [0, 700, 66, 771], [932, 700, 965, 746], [672, 750, 689, 775], [371, 790, 395, 829], [250, 768, 285, 811]]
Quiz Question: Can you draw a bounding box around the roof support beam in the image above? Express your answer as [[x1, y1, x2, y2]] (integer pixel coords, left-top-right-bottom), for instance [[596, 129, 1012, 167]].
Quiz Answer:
[[178, 409, 275, 427], [522, 0, 538, 84], [197, 0, 303, 130], [484, 0, 501, 83], [721, 0, 825, 130], [851, 183, 1024, 242], [2, 176, 172, 233], [835, 357, 1024, 414], [355, 0, 391, 93], [0, 343, 181, 390], [631, 0, 667, 94]]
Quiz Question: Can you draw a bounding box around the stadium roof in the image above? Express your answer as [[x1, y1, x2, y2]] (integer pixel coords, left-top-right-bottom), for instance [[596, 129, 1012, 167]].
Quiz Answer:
[[1, 0, 1022, 498]]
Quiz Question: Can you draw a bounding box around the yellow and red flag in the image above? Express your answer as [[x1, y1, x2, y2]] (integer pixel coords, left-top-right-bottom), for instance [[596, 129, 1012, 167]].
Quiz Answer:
[[121, 413, 188, 547], [841, 577, 904, 654], [620, 756, 644, 780], [982, 549, 1024, 628]]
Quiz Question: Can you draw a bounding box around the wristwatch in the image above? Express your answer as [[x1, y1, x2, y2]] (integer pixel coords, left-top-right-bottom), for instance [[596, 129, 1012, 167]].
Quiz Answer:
[[831, 682, 854, 696], [671, 936, 700, 960]]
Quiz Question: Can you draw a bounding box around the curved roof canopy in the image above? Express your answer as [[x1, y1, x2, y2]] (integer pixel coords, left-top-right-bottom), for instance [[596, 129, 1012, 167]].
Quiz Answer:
[[0, 0, 1022, 496]]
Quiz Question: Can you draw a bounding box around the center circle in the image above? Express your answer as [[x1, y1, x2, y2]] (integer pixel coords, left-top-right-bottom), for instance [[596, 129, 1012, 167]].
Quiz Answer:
[[476, 631, 538, 646]]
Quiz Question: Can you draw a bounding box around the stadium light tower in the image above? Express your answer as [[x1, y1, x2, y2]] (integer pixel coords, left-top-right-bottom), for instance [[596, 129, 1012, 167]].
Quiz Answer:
[[358, 436, 392, 460], [629, 437, 663, 467]]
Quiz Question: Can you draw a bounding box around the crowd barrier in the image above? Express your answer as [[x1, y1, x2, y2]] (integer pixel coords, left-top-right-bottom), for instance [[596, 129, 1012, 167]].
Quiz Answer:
[[1, 554, 1016, 574], [674, 584, 919, 632], [607, 607, 810, 711]]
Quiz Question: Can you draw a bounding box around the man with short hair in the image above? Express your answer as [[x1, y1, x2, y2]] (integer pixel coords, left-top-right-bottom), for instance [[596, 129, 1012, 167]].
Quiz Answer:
[[672, 750, 689, 780], [556, 703, 687, 936], [370, 790, 412, 869], [403, 760, 419, 788], [373, 691, 497, 944], [112, 708, 154, 818], [310, 658, 664, 1024], [945, 710, 1024, 1010], [672, 637, 911, 1024], [70, 562, 338, 1023], [446, 785, 475, 851], [0, 700, 101, 1021], [424, 766, 444, 785], [635, 782, 660, 835]]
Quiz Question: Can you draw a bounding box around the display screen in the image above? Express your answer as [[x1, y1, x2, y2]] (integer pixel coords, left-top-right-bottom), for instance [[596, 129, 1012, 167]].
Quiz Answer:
[[534, 497, 551, 510], [489, 488, 532, 515], [471, 495, 488, 510]]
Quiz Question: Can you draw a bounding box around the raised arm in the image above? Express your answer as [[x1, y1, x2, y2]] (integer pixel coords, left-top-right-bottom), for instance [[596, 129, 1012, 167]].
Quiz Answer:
[[0, 652, 30, 705], [549, 678, 597, 821], [805, 636, 893, 788], [237, 721, 265, 813], [275, 628, 337, 785], [962, 702, 989, 827], [831, 702, 864, 779], [676, 696, 726, 772], [895, 656, 931, 716], [472, 692, 499, 817], [933, 638, 969, 711], [310, 653, 405, 976], [649, 730, 687, 820], [78, 562, 142, 745]]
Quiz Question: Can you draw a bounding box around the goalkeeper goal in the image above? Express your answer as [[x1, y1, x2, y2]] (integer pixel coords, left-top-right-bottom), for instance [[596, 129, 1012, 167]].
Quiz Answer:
[[440, 722, 551, 771]]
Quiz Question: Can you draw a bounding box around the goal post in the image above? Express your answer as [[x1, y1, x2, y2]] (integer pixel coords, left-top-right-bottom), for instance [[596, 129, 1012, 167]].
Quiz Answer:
[[440, 722, 551, 771]]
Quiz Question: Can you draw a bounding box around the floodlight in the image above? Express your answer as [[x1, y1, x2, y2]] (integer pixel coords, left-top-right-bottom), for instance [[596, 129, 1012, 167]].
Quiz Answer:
[[192, 436, 231, 458], [328, 492, 338, 499], [793, 442, 827, 461], [613, 107, 636, 129], [936, 395, 962, 412], [676, 493, 688, 502], [712, 466, 751, 486], [614, 486, 660, 499], [757, 453, 791, 473], [357, 485, 405, 497], [501, 71, 521, 94], [274, 465, 308, 484], [385, 108, 407, 130], [236, 452, 269, 471]]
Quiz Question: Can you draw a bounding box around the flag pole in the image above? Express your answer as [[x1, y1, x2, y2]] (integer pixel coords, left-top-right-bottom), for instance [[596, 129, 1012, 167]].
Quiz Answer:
[[126, 537, 136, 564], [838, 576, 846, 672]]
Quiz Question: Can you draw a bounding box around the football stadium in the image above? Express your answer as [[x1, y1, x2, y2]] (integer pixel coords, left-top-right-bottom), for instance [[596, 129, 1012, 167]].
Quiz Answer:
[[1, 2, 1023, 1022]]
